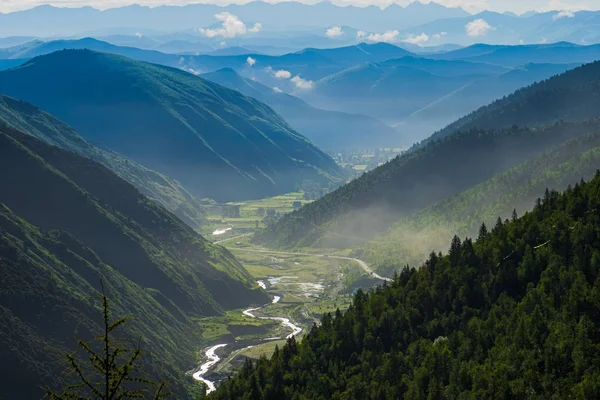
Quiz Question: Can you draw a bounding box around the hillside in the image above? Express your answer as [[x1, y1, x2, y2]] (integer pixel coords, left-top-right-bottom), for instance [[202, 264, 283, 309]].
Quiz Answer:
[[254, 60, 600, 249], [211, 172, 600, 399], [397, 62, 580, 143], [0, 94, 208, 230], [254, 120, 600, 249], [0, 123, 268, 399], [202, 68, 405, 150], [429, 61, 600, 144], [361, 124, 600, 274], [307, 61, 476, 123], [0, 50, 344, 202]]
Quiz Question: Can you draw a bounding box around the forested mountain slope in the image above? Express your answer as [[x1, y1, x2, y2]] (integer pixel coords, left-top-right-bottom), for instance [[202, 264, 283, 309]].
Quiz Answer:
[[428, 61, 600, 144], [361, 124, 600, 274], [254, 121, 600, 248], [0, 94, 208, 229], [202, 68, 404, 150], [0, 125, 268, 399], [397, 62, 580, 143], [254, 61, 600, 249], [0, 50, 344, 202], [212, 173, 600, 399]]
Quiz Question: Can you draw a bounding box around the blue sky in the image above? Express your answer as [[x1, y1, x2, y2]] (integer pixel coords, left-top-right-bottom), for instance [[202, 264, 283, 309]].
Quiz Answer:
[[1, 0, 598, 14]]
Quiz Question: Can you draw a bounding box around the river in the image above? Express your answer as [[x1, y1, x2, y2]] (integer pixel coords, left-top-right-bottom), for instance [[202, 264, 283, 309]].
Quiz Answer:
[[191, 287, 302, 394]]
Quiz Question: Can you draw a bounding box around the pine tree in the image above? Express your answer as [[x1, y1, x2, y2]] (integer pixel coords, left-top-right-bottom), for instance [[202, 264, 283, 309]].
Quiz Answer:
[[478, 223, 489, 241], [45, 283, 170, 400]]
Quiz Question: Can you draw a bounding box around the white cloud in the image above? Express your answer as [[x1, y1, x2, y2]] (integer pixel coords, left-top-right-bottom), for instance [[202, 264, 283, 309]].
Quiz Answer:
[[219, 41, 227, 47], [553, 10, 575, 19], [199, 12, 262, 38], [465, 19, 495, 37], [291, 75, 314, 90], [432, 31, 448, 40], [403, 33, 429, 44], [246, 56, 256, 66], [358, 30, 400, 43], [135, 32, 143, 38], [325, 26, 344, 39], [275, 69, 292, 79], [249, 22, 262, 33], [273, 87, 283, 93]]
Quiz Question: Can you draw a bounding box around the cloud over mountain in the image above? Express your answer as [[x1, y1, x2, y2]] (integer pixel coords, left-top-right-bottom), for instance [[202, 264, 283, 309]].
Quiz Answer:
[[326, 26, 344, 38], [465, 19, 494, 37], [199, 12, 262, 38]]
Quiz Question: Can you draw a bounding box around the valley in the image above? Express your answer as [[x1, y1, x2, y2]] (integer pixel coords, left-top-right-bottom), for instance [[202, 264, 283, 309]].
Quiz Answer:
[[190, 234, 376, 392], [2, 2, 600, 399]]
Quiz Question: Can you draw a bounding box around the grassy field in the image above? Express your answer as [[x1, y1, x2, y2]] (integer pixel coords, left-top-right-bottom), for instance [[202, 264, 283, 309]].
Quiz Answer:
[[194, 240, 376, 377], [194, 192, 383, 378], [201, 191, 311, 236]]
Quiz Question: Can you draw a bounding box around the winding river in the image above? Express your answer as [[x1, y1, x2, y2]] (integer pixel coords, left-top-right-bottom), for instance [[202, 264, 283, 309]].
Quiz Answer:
[[192, 288, 302, 394]]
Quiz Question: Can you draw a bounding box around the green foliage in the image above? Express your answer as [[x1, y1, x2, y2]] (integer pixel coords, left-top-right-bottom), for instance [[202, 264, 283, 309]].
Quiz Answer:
[[431, 60, 600, 144], [0, 49, 345, 202], [0, 94, 208, 231], [361, 129, 600, 274], [45, 287, 170, 400], [254, 61, 600, 249], [254, 120, 600, 249], [0, 124, 268, 399], [211, 172, 600, 399]]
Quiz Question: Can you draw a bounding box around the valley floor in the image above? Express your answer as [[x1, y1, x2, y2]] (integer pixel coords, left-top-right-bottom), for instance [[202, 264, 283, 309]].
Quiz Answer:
[[191, 234, 387, 391]]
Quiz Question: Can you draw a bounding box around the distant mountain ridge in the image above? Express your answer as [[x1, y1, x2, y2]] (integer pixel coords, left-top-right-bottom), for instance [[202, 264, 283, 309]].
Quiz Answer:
[[202, 67, 406, 149], [0, 49, 345, 202], [254, 60, 600, 248], [0, 2, 469, 36]]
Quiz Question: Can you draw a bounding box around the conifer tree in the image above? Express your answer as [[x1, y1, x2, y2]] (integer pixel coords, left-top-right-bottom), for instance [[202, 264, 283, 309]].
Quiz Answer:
[[45, 283, 170, 400]]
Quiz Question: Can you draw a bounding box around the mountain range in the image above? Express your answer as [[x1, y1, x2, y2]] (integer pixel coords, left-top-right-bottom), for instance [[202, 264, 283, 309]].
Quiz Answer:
[[254, 60, 600, 249], [0, 94, 209, 230], [0, 2, 468, 37], [212, 170, 600, 398], [0, 99, 268, 398], [0, 49, 344, 202], [202, 68, 405, 150]]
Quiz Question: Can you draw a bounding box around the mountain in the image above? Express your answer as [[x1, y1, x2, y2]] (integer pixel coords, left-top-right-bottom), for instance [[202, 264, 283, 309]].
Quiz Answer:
[[0, 50, 344, 202], [155, 39, 215, 54], [98, 34, 163, 50], [207, 46, 257, 56], [462, 42, 600, 67], [396, 62, 581, 143], [296, 43, 414, 66], [254, 61, 600, 249], [0, 38, 179, 65], [254, 121, 600, 249], [428, 43, 510, 60], [211, 172, 600, 399], [0, 36, 36, 48], [0, 2, 468, 37], [398, 10, 600, 45], [0, 121, 268, 399], [0, 59, 26, 70], [362, 124, 600, 274], [0, 94, 208, 230], [429, 61, 600, 144], [202, 68, 405, 149], [303, 57, 502, 125]]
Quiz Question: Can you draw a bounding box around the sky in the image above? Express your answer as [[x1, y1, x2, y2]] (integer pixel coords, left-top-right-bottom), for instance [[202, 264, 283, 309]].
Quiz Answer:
[[0, 0, 599, 14]]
